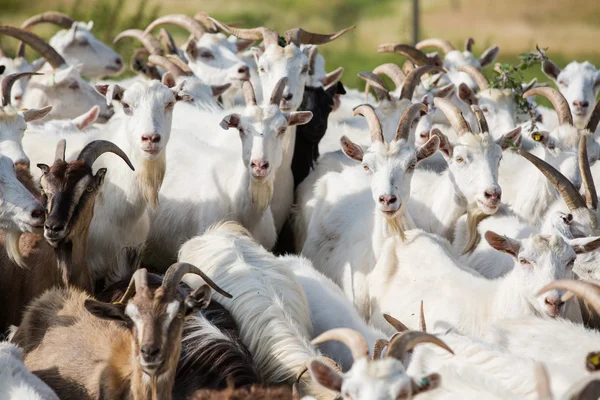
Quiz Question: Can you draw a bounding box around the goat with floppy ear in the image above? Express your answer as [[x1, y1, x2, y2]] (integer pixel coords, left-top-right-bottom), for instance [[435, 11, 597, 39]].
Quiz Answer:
[[13, 262, 231, 400]]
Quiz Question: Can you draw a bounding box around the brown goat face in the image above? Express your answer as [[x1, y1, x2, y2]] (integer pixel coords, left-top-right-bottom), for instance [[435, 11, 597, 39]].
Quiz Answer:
[[37, 160, 106, 246]]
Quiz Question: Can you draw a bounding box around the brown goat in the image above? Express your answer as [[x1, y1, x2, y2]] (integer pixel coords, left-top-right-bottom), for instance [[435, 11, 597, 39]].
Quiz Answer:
[[12, 262, 232, 400], [0, 139, 133, 334]]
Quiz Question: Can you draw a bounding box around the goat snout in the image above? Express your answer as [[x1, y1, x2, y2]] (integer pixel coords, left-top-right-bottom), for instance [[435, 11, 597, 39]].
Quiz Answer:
[[282, 92, 293, 102], [250, 160, 270, 178], [141, 344, 160, 361], [572, 100, 589, 115], [141, 134, 161, 144], [236, 64, 250, 80], [379, 195, 398, 206], [484, 188, 502, 204], [31, 208, 45, 221], [115, 57, 123, 67], [44, 221, 64, 234], [544, 296, 565, 318], [14, 159, 30, 169]]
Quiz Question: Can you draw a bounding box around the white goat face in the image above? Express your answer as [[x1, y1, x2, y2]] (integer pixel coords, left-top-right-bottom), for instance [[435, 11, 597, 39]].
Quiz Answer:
[[0, 57, 33, 107], [0, 106, 52, 165], [49, 22, 123, 78], [221, 104, 312, 182], [0, 155, 45, 233], [339, 358, 414, 400], [175, 77, 227, 110], [545, 61, 600, 127], [185, 33, 250, 88], [477, 89, 517, 138], [22, 66, 112, 122], [256, 44, 309, 111]]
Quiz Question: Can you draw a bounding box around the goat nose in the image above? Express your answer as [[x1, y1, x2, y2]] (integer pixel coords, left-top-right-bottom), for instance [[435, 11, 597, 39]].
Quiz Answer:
[[115, 57, 123, 66], [141, 134, 161, 143], [283, 92, 293, 102], [141, 345, 160, 360], [14, 159, 30, 168], [238, 65, 249, 74], [31, 208, 45, 220], [45, 222, 64, 233], [573, 100, 589, 108], [250, 160, 270, 171], [484, 188, 502, 202], [379, 195, 398, 206]]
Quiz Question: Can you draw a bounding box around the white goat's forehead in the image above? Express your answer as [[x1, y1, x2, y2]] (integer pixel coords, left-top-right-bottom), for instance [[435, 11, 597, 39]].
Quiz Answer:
[[562, 61, 599, 76], [444, 50, 478, 68], [521, 234, 575, 262], [123, 81, 174, 105], [242, 104, 286, 134], [344, 359, 410, 391], [366, 140, 415, 165], [262, 44, 306, 63], [198, 33, 234, 48], [454, 133, 500, 155]]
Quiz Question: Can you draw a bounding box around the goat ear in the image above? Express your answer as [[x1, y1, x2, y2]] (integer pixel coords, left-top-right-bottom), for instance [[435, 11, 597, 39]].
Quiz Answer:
[[84, 299, 128, 323], [458, 83, 477, 106], [185, 38, 198, 60], [73, 106, 100, 131], [340, 135, 363, 162], [95, 168, 107, 187], [496, 127, 522, 150], [285, 111, 313, 127], [430, 128, 453, 158], [326, 81, 346, 97], [162, 72, 177, 89], [413, 373, 442, 394], [37, 164, 49, 175], [220, 114, 241, 130], [435, 83, 455, 99], [417, 136, 440, 162], [321, 67, 344, 88], [484, 231, 521, 258], [308, 360, 343, 392], [97, 84, 124, 105], [478, 45, 499, 68], [184, 285, 212, 316], [211, 83, 232, 97], [0, 66, 5, 75], [235, 39, 254, 53], [251, 47, 263, 64], [542, 60, 561, 81], [22, 106, 52, 122], [569, 237, 600, 254]]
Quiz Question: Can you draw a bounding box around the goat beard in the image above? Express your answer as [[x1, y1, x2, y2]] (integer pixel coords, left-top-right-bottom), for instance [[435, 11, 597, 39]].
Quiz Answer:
[[249, 179, 274, 214], [462, 207, 491, 255], [137, 152, 166, 210], [385, 204, 407, 241], [5, 230, 25, 268]]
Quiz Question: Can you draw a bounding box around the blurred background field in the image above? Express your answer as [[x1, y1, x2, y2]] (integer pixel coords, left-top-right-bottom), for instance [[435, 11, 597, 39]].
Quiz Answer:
[[1, 0, 600, 89]]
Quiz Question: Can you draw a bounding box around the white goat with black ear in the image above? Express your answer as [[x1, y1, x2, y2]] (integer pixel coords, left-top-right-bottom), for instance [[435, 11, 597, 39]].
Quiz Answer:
[[16, 12, 123, 78], [23, 75, 189, 281], [309, 328, 452, 399], [0, 26, 113, 122], [178, 221, 340, 399], [369, 229, 590, 337], [301, 104, 439, 317], [210, 18, 354, 234], [145, 78, 312, 266]]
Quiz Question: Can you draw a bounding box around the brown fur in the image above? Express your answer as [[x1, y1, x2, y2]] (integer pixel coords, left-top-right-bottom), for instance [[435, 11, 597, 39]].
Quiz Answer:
[[190, 385, 295, 400]]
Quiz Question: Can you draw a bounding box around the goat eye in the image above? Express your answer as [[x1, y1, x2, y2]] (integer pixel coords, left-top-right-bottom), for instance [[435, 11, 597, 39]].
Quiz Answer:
[[519, 258, 530, 265], [86, 187, 94, 193], [363, 165, 370, 171], [259, 67, 266, 73], [568, 259, 576, 267], [78, 39, 89, 46], [532, 132, 543, 142], [69, 81, 80, 90], [239, 128, 245, 134], [481, 107, 489, 113], [559, 80, 567, 86], [278, 128, 286, 136], [301, 65, 309, 74], [407, 162, 417, 171], [166, 102, 175, 110], [455, 156, 464, 163]]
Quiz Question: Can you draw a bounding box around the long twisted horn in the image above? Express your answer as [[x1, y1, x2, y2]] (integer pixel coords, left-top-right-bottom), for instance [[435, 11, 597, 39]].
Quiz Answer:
[[458, 65, 489, 91], [16, 12, 76, 58], [269, 77, 288, 105], [416, 38, 455, 54], [434, 97, 471, 136], [538, 280, 600, 315], [354, 104, 383, 143], [0, 26, 66, 69], [118, 268, 149, 304], [114, 29, 163, 55], [144, 14, 207, 39], [396, 103, 428, 142], [161, 262, 232, 298], [209, 18, 279, 48], [523, 87, 573, 127], [579, 135, 598, 210], [243, 81, 257, 106], [311, 328, 369, 361], [400, 65, 445, 100], [378, 44, 431, 67], [76, 140, 135, 171], [357, 71, 390, 102], [1, 72, 41, 107], [471, 105, 490, 134], [386, 331, 454, 361], [284, 25, 355, 47], [519, 148, 586, 211], [465, 37, 475, 52]]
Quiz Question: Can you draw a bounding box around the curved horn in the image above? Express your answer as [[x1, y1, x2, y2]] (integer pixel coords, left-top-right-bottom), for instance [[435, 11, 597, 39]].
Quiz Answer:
[[519, 148, 586, 211], [158, 28, 179, 55], [396, 103, 428, 142], [1, 72, 41, 107], [386, 331, 454, 361], [457, 65, 489, 91], [471, 105, 490, 134], [0, 26, 66, 69], [16, 12, 75, 58], [193, 12, 219, 33], [148, 54, 191, 78], [434, 97, 471, 136], [372, 339, 389, 360], [400, 65, 445, 100], [284, 25, 355, 47], [243, 81, 257, 106], [166, 55, 193, 75], [357, 71, 390, 102], [161, 262, 232, 298], [523, 87, 573, 126], [373, 63, 405, 89], [144, 14, 206, 39], [307, 46, 318, 76], [118, 268, 149, 304], [416, 38, 455, 54], [114, 29, 163, 55], [76, 140, 135, 171], [311, 328, 369, 361], [586, 98, 600, 133], [354, 104, 383, 143], [209, 18, 279, 48], [383, 313, 409, 332], [537, 280, 600, 315], [269, 77, 288, 105], [465, 37, 475, 52], [579, 135, 598, 210], [378, 44, 431, 67], [54, 139, 66, 162]]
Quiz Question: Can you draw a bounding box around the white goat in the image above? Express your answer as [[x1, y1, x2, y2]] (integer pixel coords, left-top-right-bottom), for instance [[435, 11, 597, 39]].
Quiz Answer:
[[0, 342, 59, 400], [145, 78, 312, 266]]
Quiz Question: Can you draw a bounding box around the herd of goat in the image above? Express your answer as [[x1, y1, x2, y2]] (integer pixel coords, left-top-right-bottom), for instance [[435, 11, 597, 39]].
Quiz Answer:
[[1, 9, 600, 400]]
